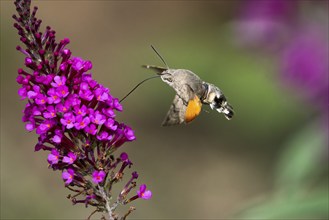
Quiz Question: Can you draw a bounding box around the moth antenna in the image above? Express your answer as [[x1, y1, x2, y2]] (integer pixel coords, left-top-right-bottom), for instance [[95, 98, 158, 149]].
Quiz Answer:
[[119, 75, 160, 103], [151, 45, 170, 69]]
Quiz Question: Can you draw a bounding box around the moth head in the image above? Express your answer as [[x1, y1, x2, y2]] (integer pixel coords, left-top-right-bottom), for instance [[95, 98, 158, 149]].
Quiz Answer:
[[216, 100, 234, 120], [205, 84, 234, 120]]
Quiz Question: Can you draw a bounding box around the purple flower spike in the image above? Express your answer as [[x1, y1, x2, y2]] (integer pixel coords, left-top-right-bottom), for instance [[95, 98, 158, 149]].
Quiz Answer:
[[62, 168, 75, 185], [47, 149, 60, 165], [234, 0, 297, 49], [280, 25, 329, 107], [14, 0, 148, 218], [137, 184, 152, 200], [92, 170, 106, 184]]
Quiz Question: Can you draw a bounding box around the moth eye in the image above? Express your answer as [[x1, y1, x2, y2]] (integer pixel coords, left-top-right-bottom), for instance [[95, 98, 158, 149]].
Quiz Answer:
[[165, 78, 173, 82], [215, 96, 226, 104]]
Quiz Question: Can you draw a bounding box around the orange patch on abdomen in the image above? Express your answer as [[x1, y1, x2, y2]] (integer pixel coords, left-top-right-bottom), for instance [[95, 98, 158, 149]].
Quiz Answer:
[[185, 95, 202, 123]]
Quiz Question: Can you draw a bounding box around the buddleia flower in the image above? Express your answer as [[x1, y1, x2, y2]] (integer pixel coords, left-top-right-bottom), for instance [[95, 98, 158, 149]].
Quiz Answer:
[[13, 0, 151, 219]]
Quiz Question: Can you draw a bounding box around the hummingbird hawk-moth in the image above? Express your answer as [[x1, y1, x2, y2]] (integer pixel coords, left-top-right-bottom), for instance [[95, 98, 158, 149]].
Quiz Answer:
[[120, 46, 234, 126], [143, 64, 234, 126]]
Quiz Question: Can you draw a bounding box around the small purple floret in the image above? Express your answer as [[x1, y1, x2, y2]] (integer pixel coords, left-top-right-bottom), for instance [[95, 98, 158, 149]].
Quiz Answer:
[[124, 126, 136, 141], [63, 152, 77, 164], [92, 170, 106, 184], [62, 168, 75, 184], [137, 184, 152, 200], [120, 152, 129, 161], [47, 149, 60, 164]]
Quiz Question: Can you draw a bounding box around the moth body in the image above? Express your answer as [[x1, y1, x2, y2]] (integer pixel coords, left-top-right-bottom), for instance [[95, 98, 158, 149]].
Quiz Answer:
[[143, 65, 234, 126]]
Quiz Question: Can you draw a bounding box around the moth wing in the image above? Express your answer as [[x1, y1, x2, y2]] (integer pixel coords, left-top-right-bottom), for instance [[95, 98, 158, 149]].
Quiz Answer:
[[162, 85, 202, 126], [161, 94, 187, 126]]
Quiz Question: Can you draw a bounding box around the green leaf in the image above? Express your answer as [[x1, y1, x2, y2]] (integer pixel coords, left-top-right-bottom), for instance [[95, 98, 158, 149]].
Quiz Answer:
[[239, 189, 328, 219], [275, 120, 327, 194]]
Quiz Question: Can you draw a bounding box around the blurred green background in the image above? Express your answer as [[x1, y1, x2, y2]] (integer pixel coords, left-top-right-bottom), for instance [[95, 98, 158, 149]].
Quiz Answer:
[[1, 1, 328, 219]]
